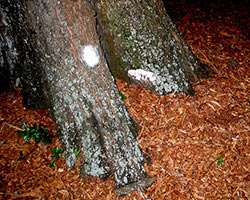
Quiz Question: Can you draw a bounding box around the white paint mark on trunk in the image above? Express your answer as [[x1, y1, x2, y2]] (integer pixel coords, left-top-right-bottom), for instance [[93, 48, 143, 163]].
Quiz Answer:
[[81, 45, 100, 67], [128, 69, 156, 85]]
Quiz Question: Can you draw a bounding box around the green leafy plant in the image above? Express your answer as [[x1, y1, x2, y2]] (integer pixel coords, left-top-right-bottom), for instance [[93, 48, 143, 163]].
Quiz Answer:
[[248, 101, 250, 106], [216, 157, 224, 166], [119, 91, 127, 99], [74, 149, 81, 157], [49, 160, 56, 168], [18, 122, 55, 144], [51, 148, 64, 160], [17, 122, 64, 168], [50, 148, 64, 168]]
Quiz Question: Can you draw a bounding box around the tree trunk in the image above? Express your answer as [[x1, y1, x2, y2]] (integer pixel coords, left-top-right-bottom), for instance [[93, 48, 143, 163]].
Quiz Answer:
[[0, 1, 47, 107], [95, 0, 209, 95], [1, 0, 155, 196]]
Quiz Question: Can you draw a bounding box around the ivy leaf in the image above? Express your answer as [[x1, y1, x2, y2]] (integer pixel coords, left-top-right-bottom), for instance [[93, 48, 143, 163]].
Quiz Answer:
[[30, 129, 36, 134], [51, 153, 60, 160], [44, 128, 49, 134], [56, 148, 64, 154], [49, 160, 56, 168], [18, 123, 55, 145], [32, 131, 41, 143], [51, 148, 56, 153], [51, 148, 64, 160], [119, 91, 127, 99], [18, 131, 25, 137], [26, 127, 30, 134], [51, 147, 64, 154], [22, 122, 27, 129], [52, 148, 64, 154], [216, 157, 223, 166], [23, 134, 31, 142], [51, 148, 60, 160], [42, 136, 52, 145]]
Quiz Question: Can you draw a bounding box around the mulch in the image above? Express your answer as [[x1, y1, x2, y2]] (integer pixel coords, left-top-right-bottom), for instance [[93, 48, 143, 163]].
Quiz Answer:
[[0, 0, 249, 199]]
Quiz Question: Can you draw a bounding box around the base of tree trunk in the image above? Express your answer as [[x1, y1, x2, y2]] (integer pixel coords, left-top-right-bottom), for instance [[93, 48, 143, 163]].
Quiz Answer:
[[115, 177, 156, 196]]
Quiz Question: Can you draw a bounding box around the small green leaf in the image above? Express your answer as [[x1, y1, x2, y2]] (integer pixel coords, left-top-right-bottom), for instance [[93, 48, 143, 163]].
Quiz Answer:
[[18, 131, 25, 137], [30, 129, 36, 134], [26, 127, 30, 134], [51, 148, 56, 153], [17, 123, 55, 145], [23, 134, 31, 142], [51, 148, 64, 154], [248, 101, 250, 106], [42, 137, 52, 145], [56, 148, 64, 154], [51, 153, 60, 160], [119, 91, 127, 99], [216, 157, 223, 166], [51, 148, 64, 160], [22, 122, 27, 129], [74, 149, 81, 157], [49, 160, 56, 168]]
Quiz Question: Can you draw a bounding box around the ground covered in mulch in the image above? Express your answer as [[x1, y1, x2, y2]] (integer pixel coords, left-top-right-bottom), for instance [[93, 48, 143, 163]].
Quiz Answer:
[[0, 0, 249, 199]]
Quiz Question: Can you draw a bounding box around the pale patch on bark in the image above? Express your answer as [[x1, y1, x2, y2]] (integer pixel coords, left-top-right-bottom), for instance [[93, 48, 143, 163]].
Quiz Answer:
[[80, 45, 100, 67], [128, 69, 157, 85]]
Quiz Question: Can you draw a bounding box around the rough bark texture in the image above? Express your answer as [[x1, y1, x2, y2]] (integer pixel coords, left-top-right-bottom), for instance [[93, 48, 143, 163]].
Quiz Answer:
[[96, 0, 209, 95], [1, 0, 154, 195], [0, 1, 47, 108]]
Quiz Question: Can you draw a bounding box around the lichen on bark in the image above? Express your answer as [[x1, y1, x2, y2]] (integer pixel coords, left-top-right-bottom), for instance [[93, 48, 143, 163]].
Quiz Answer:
[[96, 0, 209, 95]]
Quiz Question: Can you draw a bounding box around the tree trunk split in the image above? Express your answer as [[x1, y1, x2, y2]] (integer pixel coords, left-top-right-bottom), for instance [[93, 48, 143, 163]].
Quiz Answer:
[[1, 0, 210, 196]]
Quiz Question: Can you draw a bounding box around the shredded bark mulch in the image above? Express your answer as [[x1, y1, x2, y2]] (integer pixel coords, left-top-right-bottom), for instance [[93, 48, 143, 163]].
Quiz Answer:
[[0, 0, 249, 199]]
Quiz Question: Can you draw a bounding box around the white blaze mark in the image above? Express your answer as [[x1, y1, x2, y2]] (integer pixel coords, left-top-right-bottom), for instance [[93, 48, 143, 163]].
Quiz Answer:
[[81, 45, 100, 67], [128, 69, 157, 84]]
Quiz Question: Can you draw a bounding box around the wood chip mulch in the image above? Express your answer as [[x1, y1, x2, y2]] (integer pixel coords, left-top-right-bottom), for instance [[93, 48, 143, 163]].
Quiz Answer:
[[0, 1, 249, 199]]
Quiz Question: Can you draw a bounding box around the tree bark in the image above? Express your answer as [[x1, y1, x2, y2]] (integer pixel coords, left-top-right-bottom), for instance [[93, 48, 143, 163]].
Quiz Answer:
[[0, 1, 47, 107], [1, 0, 155, 196], [95, 0, 209, 95]]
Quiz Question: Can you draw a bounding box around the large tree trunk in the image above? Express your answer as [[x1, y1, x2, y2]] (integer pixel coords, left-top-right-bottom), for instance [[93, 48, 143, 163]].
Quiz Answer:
[[95, 0, 209, 95], [1, 0, 155, 196]]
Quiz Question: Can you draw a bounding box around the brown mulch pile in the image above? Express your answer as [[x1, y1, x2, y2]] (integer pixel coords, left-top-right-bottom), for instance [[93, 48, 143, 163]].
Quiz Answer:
[[1, 0, 249, 199]]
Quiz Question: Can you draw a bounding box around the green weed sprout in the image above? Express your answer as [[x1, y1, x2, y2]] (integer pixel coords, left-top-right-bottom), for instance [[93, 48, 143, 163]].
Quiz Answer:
[[216, 157, 224, 166], [51, 148, 64, 160], [18, 122, 55, 144], [50, 148, 64, 168], [17, 122, 64, 168], [74, 149, 81, 157], [119, 91, 127, 99]]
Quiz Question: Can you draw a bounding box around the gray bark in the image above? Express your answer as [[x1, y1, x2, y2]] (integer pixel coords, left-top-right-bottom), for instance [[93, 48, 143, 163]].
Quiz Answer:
[[1, 0, 155, 195], [0, 1, 47, 108], [96, 0, 209, 95]]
